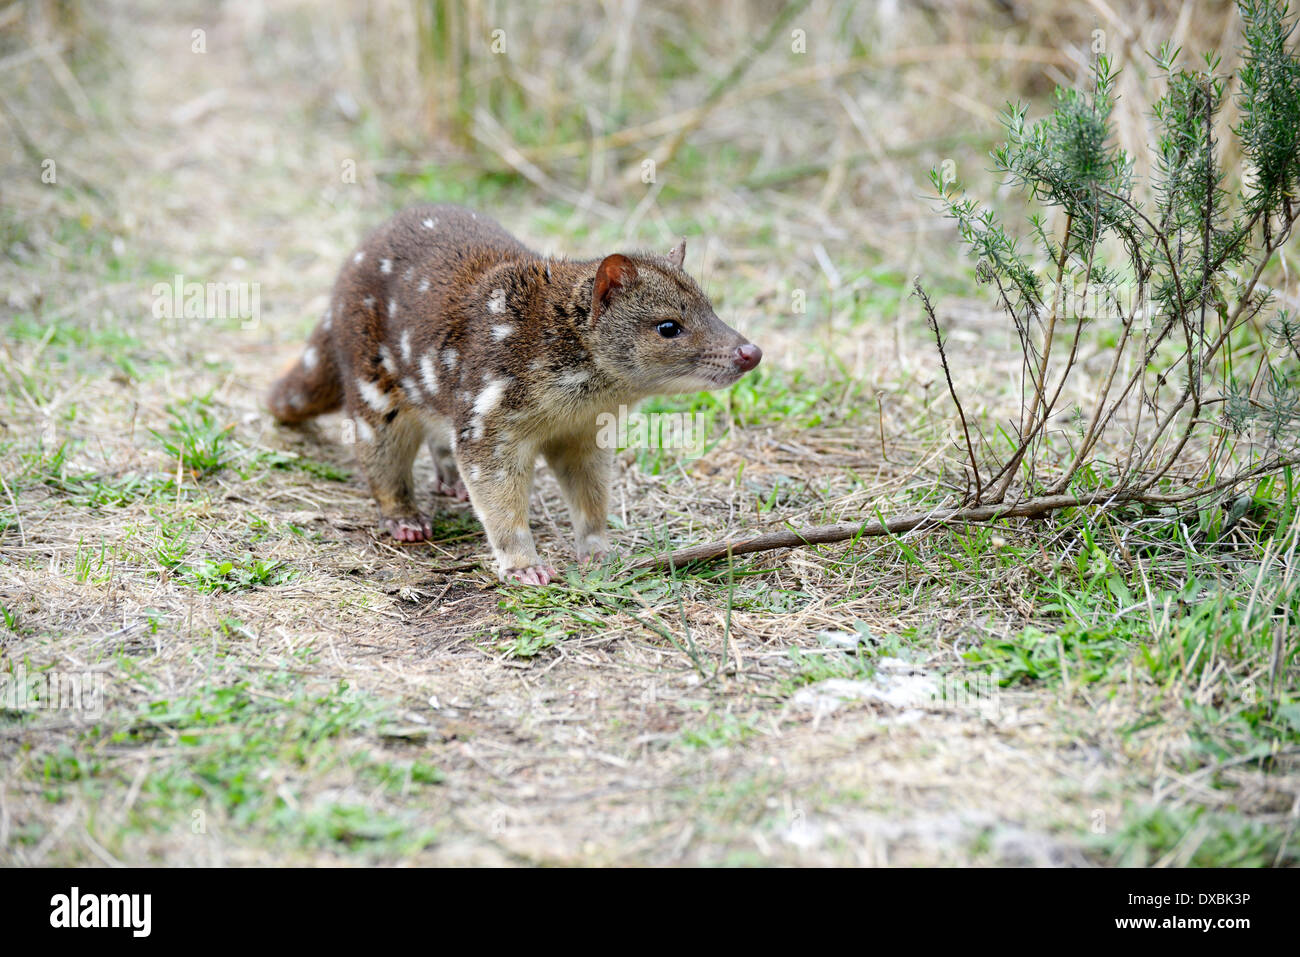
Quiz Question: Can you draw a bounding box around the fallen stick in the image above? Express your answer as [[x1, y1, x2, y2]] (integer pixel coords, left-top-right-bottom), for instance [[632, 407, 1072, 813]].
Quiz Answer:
[[629, 494, 1109, 571], [627, 468, 1293, 572]]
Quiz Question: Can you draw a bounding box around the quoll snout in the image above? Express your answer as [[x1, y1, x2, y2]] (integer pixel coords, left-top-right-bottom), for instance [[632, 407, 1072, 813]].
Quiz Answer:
[[733, 342, 762, 372]]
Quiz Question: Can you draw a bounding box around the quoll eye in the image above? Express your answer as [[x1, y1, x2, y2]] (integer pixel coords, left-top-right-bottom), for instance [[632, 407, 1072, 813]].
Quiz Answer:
[[657, 320, 684, 339]]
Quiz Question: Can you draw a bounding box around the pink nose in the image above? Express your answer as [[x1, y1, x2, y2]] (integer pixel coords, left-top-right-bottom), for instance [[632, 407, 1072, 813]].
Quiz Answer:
[[733, 343, 762, 372]]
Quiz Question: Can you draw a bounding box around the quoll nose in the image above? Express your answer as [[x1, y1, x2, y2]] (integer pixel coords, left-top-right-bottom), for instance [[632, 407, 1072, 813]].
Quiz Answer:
[[732, 343, 762, 372]]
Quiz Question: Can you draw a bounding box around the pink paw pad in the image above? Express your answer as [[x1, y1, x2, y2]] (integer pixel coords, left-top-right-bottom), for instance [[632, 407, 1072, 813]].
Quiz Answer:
[[383, 516, 433, 542], [506, 565, 559, 586]]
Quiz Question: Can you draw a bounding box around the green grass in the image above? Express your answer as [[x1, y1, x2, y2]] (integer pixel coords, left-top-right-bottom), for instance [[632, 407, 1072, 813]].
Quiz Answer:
[[946, 499, 1300, 799], [490, 586, 608, 658], [385, 160, 532, 210], [137, 518, 296, 593], [6, 395, 350, 525], [679, 710, 761, 749], [9, 441, 180, 508], [252, 449, 352, 483], [1096, 803, 1298, 866], [6, 313, 146, 355], [13, 665, 444, 859], [177, 554, 295, 593], [778, 646, 875, 694], [151, 395, 234, 478]]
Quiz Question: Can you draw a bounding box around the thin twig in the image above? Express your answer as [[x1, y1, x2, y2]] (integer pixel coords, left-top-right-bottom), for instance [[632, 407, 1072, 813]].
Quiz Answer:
[[914, 280, 981, 503]]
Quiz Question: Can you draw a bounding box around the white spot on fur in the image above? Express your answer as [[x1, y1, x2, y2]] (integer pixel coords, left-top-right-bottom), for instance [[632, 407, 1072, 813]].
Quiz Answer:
[[469, 465, 482, 482], [357, 378, 390, 413], [403, 266, 414, 282], [362, 296, 375, 310], [491, 324, 515, 340], [302, 345, 318, 371], [388, 298, 398, 318], [422, 218, 436, 229], [287, 391, 304, 410], [419, 352, 440, 395], [379, 346, 397, 375], [353, 251, 365, 264], [473, 378, 508, 418], [558, 368, 591, 388], [442, 349, 459, 370], [418, 278, 430, 293], [354, 418, 374, 443], [487, 293, 506, 315], [380, 259, 392, 275], [399, 329, 412, 363], [401, 376, 421, 400]]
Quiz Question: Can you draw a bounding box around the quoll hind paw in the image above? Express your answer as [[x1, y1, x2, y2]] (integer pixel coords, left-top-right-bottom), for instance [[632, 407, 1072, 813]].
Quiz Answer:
[[434, 478, 470, 502], [383, 515, 434, 542], [505, 565, 559, 586]]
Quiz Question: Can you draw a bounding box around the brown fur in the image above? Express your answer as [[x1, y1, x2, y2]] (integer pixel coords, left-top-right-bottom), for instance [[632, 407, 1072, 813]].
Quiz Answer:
[[268, 204, 761, 584]]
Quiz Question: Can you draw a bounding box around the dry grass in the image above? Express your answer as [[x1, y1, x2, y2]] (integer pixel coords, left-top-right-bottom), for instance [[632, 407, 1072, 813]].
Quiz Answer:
[[1, 0, 1296, 867]]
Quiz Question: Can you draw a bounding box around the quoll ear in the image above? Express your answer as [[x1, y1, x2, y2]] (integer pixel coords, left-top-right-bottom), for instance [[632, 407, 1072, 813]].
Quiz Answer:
[[592, 254, 638, 321], [667, 239, 686, 268]]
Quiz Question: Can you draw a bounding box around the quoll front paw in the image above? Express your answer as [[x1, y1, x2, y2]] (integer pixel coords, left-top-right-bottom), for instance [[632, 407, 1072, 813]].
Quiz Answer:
[[505, 564, 559, 586], [434, 478, 470, 502], [577, 535, 612, 565], [383, 514, 434, 542]]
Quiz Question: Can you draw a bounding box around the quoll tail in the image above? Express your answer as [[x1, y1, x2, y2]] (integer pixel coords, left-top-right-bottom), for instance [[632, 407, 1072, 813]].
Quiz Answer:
[[268, 330, 343, 425]]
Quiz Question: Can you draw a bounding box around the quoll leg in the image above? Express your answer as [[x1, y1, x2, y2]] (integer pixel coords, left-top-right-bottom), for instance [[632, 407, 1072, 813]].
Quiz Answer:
[[354, 408, 432, 542], [427, 428, 469, 502], [542, 434, 613, 563], [458, 447, 557, 585]]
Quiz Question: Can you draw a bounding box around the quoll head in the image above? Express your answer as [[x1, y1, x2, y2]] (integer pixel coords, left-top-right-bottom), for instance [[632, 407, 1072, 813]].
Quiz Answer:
[[587, 239, 761, 396]]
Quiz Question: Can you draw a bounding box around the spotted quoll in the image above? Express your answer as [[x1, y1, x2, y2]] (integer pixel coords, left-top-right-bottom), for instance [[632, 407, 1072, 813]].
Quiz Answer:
[[269, 204, 762, 585]]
